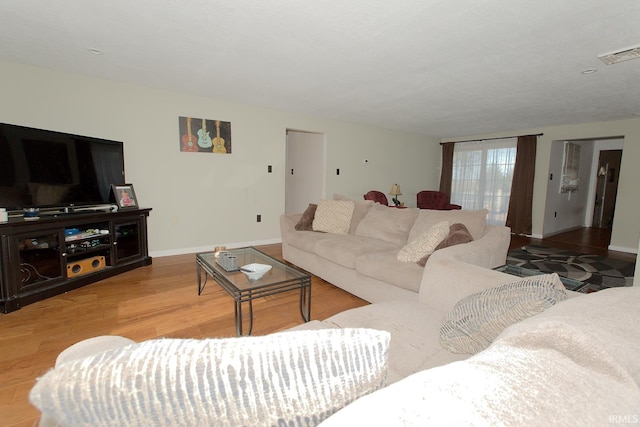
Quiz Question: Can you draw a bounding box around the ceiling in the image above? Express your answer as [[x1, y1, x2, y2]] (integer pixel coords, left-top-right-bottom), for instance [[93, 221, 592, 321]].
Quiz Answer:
[[1, 0, 639, 138]]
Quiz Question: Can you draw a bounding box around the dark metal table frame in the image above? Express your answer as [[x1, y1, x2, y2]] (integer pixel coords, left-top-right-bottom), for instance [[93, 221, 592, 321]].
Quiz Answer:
[[196, 247, 311, 336]]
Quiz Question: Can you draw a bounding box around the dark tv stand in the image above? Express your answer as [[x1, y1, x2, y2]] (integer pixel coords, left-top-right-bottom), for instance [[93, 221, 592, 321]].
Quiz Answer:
[[0, 208, 152, 313]]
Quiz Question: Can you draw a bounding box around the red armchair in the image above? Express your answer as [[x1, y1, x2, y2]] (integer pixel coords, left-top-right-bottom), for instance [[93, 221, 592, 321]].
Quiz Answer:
[[416, 191, 461, 210], [363, 190, 388, 205]]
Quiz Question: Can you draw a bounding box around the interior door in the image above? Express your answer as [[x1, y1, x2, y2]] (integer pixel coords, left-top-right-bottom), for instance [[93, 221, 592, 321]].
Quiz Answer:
[[285, 131, 325, 214], [592, 149, 622, 229]]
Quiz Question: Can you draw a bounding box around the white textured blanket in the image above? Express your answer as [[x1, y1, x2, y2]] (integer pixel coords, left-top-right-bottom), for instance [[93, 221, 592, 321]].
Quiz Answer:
[[321, 287, 640, 426]]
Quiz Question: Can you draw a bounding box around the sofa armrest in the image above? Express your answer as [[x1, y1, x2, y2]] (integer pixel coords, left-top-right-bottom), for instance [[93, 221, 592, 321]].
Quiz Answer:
[[280, 213, 302, 237], [418, 258, 517, 310]]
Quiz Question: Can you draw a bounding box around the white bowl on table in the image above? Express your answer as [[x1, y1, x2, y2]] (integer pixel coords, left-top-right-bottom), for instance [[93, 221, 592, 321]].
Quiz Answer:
[[240, 263, 272, 280]]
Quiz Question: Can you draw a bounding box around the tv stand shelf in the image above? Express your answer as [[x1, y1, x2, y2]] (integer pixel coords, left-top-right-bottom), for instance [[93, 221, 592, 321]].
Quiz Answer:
[[0, 208, 152, 313]]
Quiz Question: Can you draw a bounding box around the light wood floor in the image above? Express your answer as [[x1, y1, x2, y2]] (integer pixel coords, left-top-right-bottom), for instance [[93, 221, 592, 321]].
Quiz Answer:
[[0, 244, 367, 427]]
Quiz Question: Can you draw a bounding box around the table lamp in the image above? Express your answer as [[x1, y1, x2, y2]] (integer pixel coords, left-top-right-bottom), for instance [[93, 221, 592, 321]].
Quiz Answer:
[[389, 184, 402, 207]]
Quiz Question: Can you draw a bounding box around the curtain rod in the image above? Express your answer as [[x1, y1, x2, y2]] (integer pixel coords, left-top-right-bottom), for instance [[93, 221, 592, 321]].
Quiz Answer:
[[439, 133, 543, 145]]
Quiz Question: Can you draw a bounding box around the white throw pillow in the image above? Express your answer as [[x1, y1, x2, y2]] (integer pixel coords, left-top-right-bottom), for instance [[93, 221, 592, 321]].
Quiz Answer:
[[313, 200, 355, 234], [30, 329, 390, 427], [397, 221, 450, 262], [330, 194, 375, 234]]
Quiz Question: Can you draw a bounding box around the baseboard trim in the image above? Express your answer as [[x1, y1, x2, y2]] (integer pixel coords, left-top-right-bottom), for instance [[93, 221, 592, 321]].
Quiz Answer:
[[150, 238, 282, 258], [608, 244, 637, 254]]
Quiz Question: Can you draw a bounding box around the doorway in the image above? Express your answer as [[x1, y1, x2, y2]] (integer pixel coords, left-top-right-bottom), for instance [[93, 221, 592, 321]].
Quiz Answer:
[[592, 149, 622, 229], [543, 137, 623, 250], [285, 130, 325, 214]]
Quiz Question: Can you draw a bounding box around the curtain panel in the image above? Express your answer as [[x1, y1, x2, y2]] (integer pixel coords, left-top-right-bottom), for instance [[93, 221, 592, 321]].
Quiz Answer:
[[506, 135, 537, 235], [439, 142, 455, 196]]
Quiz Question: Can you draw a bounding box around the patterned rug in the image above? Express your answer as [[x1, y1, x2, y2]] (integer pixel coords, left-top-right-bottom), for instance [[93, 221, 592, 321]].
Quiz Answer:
[[506, 245, 636, 292]]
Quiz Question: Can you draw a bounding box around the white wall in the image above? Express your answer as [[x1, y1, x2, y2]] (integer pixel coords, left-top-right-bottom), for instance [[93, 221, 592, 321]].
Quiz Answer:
[[0, 61, 439, 256], [442, 118, 640, 253], [542, 140, 593, 236]]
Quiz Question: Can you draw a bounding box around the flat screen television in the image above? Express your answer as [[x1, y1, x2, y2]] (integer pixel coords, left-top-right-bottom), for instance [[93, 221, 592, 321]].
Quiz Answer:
[[0, 123, 125, 212]]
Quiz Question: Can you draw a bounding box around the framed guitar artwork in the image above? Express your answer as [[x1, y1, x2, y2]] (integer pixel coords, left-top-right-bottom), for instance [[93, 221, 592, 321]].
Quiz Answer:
[[178, 116, 232, 154]]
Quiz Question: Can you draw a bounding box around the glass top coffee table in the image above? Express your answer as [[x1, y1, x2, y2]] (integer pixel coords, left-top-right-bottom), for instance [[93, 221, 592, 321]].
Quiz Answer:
[[196, 247, 311, 336], [494, 264, 588, 292]]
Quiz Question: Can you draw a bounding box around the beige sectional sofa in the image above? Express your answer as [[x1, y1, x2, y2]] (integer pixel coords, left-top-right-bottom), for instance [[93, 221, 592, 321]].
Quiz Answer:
[[32, 258, 640, 426], [280, 200, 511, 303]]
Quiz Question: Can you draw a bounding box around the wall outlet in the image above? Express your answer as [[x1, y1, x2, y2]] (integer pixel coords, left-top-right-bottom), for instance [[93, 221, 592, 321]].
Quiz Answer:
[[268, 165, 272, 173], [257, 214, 261, 222], [336, 168, 340, 175]]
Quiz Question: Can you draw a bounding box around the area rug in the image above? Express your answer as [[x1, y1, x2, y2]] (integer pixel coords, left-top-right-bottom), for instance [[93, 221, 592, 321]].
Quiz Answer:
[[506, 245, 636, 292]]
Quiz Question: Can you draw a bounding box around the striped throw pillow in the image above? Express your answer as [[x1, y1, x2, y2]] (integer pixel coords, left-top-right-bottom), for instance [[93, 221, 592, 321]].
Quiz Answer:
[[30, 328, 390, 427]]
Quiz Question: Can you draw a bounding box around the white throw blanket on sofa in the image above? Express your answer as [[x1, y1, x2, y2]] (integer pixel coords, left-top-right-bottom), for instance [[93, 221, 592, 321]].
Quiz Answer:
[[320, 286, 640, 426]]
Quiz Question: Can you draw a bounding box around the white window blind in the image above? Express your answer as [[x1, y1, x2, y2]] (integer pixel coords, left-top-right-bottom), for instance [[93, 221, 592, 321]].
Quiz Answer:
[[450, 138, 517, 225]]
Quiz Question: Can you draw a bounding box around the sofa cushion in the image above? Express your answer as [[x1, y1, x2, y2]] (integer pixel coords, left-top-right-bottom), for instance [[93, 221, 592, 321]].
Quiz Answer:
[[286, 229, 337, 253], [348, 200, 374, 234], [355, 250, 424, 293], [323, 300, 468, 384], [30, 329, 390, 427], [355, 204, 419, 245], [312, 200, 355, 234], [315, 235, 399, 269], [295, 203, 318, 231], [408, 208, 488, 242], [417, 223, 474, 266], [440, 273, 567, 354], [397, 221, 449, 263]]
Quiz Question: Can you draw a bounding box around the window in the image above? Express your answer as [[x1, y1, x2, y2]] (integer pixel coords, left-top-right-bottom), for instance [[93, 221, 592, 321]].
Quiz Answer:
[[450, 138, 517, 225]]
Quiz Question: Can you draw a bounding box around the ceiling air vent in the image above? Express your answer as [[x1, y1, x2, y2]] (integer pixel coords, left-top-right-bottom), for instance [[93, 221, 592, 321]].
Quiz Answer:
[[598, 44, 640, 65]]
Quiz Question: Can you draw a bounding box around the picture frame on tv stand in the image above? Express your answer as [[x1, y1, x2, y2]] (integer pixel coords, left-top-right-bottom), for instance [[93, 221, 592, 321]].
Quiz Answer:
[[111, 184, 138, 210]]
